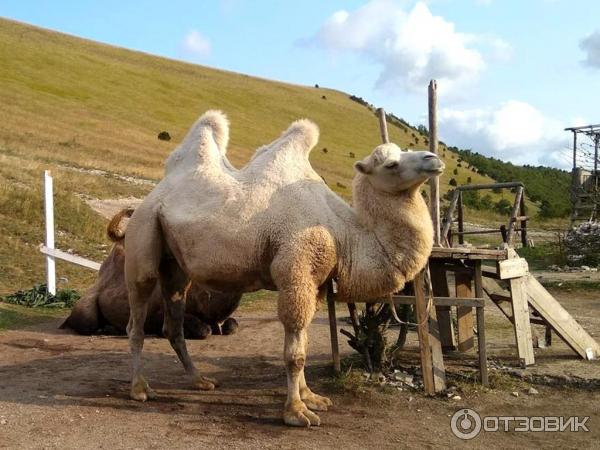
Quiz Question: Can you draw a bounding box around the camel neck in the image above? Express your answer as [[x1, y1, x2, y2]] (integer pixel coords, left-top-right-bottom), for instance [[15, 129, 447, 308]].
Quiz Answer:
[[336, 175, 433, 301]]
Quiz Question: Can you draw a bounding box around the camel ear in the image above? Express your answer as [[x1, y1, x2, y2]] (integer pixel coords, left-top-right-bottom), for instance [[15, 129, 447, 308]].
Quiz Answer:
[[354, 160, 372, 175]]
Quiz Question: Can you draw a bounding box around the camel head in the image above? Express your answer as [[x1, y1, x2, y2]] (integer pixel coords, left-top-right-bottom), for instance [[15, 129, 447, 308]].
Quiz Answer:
[[354, 143, 445, 193]]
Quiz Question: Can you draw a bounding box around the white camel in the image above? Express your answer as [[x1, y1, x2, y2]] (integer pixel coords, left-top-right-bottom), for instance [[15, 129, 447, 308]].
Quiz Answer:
[[124, 110, 444, 427]]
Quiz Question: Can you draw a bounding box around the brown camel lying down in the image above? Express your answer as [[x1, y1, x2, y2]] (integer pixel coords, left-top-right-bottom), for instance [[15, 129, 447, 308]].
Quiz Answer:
[[60, 209, 242, 339]]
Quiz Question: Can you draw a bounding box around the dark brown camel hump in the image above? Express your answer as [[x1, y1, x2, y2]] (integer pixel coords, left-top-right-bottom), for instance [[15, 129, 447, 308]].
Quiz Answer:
[[107, 208, 135, 242]]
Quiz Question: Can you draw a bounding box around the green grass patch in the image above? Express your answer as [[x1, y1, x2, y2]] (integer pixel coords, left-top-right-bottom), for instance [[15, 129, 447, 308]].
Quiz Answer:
[[0, 303, 66, 331]]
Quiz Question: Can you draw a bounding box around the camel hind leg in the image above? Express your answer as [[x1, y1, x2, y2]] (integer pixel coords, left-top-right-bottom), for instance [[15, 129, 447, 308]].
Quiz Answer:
[[127, 278, 157, 401], [159, 260, 218, 390]]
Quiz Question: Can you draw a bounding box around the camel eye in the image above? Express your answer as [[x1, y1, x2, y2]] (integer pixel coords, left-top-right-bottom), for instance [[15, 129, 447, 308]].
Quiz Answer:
[[385, 162, 399, 169]]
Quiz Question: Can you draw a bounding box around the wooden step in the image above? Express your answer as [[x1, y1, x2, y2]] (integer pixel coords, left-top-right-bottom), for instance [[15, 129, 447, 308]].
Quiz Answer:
[[525, 275, 600, 360]]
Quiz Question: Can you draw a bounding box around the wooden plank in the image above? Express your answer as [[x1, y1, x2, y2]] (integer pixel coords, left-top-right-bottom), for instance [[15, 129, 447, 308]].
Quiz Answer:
[[39, 245, 101, 271], [509, 276, 535, 366], [334, 295, 485, 308], [326, 282, 341, 373], [525, 275, 600, 360], [414, 271, 435, 395], [455, 271, 474, 352], [430, 263, 456, 350], [498, 257, 529, 279]]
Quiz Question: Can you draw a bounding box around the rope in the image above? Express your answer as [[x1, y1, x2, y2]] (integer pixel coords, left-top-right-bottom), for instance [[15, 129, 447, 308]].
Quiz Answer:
[[386, 265, 434, 328]]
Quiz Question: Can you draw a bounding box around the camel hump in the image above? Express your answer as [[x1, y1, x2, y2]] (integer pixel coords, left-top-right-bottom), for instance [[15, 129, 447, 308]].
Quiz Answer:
[[107, 208, 135, 242], [195, 110, 229, 155], [165, 110, 230, 174], [279, 118, 319, 157]]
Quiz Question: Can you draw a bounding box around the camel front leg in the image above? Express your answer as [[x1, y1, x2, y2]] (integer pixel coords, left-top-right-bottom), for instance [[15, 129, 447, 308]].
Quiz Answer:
[[283, 328, 321, 427], [299, 364, 333, 412]]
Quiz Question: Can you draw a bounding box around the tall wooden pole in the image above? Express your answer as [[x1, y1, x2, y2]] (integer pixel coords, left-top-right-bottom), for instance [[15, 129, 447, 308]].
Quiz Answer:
[[428, 80, 441, 247], [377, 108, 389, 144]]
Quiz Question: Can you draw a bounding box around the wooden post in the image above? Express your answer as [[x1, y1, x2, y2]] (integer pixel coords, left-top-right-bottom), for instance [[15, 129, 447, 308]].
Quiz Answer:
[[414, 271, 435, 394], [428, 80, 440, 246], [326, 281, 341, 373], [44, 170, 56, 296], [507, 186, 524, 247], [441, 189, 459, 245], [473, 261, 488, 386], [377, 108, 389, 144], [572, 131, 577, 170], [455, 268, 474, 352], [519, 194, 528, 247], [457, 191, 464, 245]]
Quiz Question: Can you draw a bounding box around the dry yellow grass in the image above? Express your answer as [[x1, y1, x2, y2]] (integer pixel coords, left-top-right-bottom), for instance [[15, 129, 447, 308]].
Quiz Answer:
[[0, 18, 531, 295]]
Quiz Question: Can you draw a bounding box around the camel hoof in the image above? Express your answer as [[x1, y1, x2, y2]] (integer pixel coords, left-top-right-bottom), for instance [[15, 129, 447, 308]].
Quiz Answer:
[[283, 400, 321, 427], [301, 391, 333, 412], [130, 377, 157, 402], [193, 375, 219, 391]]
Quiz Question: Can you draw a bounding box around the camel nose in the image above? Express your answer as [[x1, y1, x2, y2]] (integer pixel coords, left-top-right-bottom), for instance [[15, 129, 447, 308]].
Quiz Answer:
[[423, 152, 438, 160]]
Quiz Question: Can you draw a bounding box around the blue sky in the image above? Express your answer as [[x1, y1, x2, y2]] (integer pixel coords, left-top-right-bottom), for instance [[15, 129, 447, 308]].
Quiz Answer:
[[2, 0, 599, 168]]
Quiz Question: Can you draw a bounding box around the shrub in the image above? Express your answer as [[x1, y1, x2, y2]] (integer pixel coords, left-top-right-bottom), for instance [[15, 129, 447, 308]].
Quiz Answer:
[[449, 178, 457, 187]]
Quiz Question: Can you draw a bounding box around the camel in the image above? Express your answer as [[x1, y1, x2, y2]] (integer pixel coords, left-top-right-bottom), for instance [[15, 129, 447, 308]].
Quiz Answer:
[[124, 110, 444, 427], [61, 208, 241, 338]]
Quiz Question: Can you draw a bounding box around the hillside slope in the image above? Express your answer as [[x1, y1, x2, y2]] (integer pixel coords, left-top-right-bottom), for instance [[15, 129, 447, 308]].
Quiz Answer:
[[0, 18, 505, 294]]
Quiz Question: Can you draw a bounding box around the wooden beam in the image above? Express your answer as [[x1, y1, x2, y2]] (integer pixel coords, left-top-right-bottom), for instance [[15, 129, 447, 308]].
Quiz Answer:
[[333, 295, 485, 308], [39, 245, 101, 271], [509, 276, 535, 366], [525, 275, 600, 360], [455, 270, 475, 352]]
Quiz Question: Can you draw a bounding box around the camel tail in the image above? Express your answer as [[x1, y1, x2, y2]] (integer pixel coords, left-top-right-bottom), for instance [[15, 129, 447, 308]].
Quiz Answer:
[[107, 208, 135, 242]]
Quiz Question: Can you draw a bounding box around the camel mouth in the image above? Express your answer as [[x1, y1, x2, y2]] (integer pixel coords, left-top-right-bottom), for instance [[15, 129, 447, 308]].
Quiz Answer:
[[423, 167, 444, 175]]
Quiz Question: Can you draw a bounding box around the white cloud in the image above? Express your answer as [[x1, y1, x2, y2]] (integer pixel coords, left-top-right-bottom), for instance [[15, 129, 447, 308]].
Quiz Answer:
[[311, 0, 510, 95], [438, 100, 570, 167], [182, 30, 211, 58], [580, 30, 600, 69]]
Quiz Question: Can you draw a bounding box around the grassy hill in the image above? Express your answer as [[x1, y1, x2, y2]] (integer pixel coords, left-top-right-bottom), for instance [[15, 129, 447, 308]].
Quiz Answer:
[[0, 18, 540, 295]]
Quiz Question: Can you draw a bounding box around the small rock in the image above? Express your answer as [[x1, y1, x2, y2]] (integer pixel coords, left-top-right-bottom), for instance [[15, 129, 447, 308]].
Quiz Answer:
[[0, 419, 7, 425], [581, 265, 591, 271], [408, 396, 414, 402], [512, 391, 519, 397], [451, 395, 462, 400], [527, 387, 539, 395]]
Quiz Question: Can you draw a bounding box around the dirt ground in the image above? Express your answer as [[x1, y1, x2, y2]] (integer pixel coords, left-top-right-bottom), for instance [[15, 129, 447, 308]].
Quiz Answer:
[[1, 290, 599, 450]]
